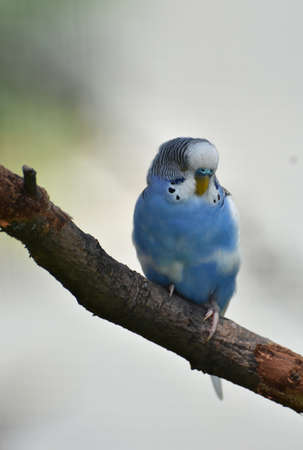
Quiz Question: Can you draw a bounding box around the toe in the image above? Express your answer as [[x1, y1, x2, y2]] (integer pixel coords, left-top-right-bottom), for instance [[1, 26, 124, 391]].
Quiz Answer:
[[205, 309, 219, 342], [168, 283, 175, 297]]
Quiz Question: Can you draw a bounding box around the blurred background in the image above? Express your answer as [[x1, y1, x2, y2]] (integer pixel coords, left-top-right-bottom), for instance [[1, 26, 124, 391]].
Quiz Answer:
[[1, 0, 303, 448]]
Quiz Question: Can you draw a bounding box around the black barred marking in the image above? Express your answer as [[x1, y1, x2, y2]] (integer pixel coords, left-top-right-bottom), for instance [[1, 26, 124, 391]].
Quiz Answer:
[[214, 176, 219, 190], [171, 177, 185, 185], [168, 187, 175, 193], [147, 137, 211, 184]]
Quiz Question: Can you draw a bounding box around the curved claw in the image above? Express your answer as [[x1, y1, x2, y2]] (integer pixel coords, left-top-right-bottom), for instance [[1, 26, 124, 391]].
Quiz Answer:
[[203, 298, 220, 342], [203, 309, 214, 321], [168, 283, 175, 297], [204, 309, 219, 342]]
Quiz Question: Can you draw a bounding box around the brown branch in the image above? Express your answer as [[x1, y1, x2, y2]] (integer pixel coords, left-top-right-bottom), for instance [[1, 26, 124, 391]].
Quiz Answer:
[[1, 164, 303, 413]]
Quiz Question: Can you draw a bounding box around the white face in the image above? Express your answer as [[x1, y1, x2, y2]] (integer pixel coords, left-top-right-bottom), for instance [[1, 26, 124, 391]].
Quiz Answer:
[[163, 139, 220, 204], [186, 140, 219, 173], [165, 140, 220, 204]]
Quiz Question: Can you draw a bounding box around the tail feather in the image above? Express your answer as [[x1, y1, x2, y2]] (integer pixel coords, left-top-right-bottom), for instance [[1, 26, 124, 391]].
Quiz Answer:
[[209, 303, 228, 400], [210, 375, 223, 400]]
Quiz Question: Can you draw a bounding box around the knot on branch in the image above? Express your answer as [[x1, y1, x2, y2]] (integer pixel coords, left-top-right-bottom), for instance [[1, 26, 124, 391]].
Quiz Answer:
[[22, 165, 39, 197], [0, 164, 71, 231]]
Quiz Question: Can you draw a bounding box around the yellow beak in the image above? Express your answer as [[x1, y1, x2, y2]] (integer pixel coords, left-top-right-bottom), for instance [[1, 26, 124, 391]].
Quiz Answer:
[[195, 176, 210, 196]]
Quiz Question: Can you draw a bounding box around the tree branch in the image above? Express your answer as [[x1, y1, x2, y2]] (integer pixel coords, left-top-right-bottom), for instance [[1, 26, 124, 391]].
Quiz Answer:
[[1, 164, 303, 413]]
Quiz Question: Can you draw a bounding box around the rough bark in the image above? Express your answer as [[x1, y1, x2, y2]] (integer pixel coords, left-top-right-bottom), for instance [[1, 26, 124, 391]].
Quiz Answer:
[[1, 164, 303, 413]]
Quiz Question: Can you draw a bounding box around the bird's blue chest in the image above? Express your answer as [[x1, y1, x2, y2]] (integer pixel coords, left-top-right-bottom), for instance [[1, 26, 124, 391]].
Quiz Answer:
[[133, 179, 240, 310]]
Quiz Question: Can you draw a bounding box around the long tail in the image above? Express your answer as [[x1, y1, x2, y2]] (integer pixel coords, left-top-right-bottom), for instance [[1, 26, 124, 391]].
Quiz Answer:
[[210, 375, 223, 400], [209, 302, 230, 400]]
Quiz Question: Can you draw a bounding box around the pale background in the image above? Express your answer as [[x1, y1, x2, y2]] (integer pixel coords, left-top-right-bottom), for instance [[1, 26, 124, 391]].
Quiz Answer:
[[1, 1, 303, 448]]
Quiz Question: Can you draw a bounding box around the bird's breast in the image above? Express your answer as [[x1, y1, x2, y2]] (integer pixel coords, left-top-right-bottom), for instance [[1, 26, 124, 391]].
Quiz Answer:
[[134, 185, 240, 276]]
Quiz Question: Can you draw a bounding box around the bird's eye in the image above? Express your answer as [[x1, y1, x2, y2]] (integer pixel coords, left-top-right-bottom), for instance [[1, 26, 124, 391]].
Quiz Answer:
[[171, 177, 185, 185], [195, 168, 214, 177]]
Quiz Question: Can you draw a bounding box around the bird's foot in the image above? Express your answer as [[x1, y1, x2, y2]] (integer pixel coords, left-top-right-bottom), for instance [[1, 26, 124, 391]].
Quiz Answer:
[[168, 283, 175, 297], [203, 298, 220, 342]]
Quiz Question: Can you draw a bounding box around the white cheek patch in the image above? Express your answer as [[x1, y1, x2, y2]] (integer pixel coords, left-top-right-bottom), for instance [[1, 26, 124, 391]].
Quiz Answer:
[[166, 175, 195, 203], [205, 178, 221, 205]]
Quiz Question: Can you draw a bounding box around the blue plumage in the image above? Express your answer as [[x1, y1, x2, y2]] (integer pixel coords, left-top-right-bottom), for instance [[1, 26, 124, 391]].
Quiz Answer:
[[134, 178, 238, 310], [133, 137, 240, 398]]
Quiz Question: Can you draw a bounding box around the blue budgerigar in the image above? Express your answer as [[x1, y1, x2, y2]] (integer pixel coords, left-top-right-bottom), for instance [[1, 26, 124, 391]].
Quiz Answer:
[[133, 137, 240, 398]]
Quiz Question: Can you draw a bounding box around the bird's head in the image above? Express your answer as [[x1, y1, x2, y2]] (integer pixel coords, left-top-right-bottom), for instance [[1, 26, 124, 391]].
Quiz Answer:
[[148, 137, 219, 199]]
